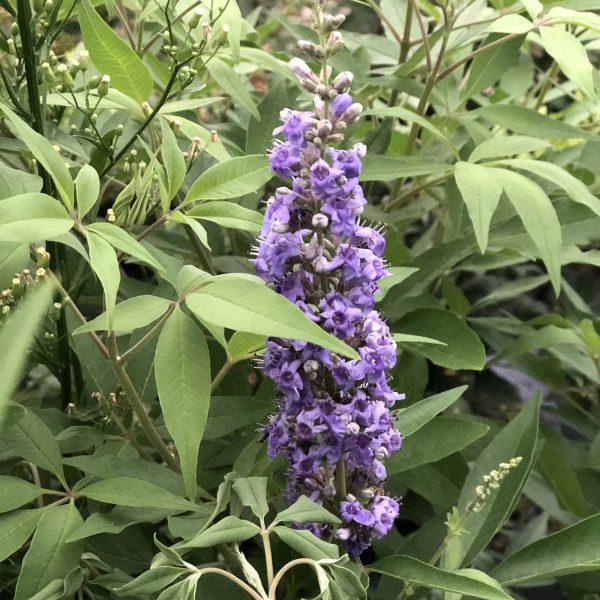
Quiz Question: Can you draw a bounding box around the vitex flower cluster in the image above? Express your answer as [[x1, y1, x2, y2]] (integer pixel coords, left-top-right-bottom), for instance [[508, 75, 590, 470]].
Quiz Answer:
[[253, 3, 403, 556]]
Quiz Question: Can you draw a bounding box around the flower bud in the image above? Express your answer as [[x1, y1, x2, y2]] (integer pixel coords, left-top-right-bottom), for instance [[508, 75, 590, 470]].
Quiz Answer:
[[107, 208, 116, 222], [79, 50, 89, 70], [336, 528, 351, 541], [312, 213, 329, 229], [271, 221, 289, 234], [41, 62, 55, 83], [188, 7, 203, 29], [98, 74, 110, 97], [289, 57, 318, 82], [35, 267, 46, 280], [326, 31, 344, 54], [303, 359, 319, 373], [36, 247, 50, 267], [332, 71, 353, 93], [141, 101, 152, 117], [343, 102, 363, 123]]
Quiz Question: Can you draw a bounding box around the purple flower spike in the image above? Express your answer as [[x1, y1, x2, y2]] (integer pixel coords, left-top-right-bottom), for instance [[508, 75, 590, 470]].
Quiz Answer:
[[253, 29, 403, 557]]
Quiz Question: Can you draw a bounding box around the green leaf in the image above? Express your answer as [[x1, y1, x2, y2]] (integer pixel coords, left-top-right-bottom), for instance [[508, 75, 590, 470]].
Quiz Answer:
[[160, 119, 186, 203], [538, 428, 590, 517], [79, 477, 200, 512], [186, 201, 263, 232], [392, 334, 447, 346], [87, 222, 163, 270], [73, 295, 172, 334], [15, 502, 84, 600], [0, 102, 74, 209], [79, 0, 152, 102], [227, 332, 266, 361], [360, 156, 451, 181], [180, 515, 260, 548], [395, 386, 468, 437], [494, 168, 562, 295], [186, 276, 359, 359], [273, 526, 340, 560], [0, 193, 73, 243], [204, 396, 271, 440], [455, 162, 503, 253], [470, 275, 550, 312], [183, 155, 270, 204], [232, 477, 269, 519], [0, 509, 43, 562], [492, 513, 600, 584], [206, 57, 259, 120], [157, 577, 197, 600], [362, 106, 458, 155], [171, 212, 210, 249], [462, 34, 523, 99], [540, 26, 596, 100], [0, 161, 42, 200], [118, 566, 188, 597], [394, 308, 486, 370], [87, 231, 120, 331], [67, 506, 172, 541], [75, 165, 100, 219], [469, 136, 550, 163], [387, 417, 489, 474], [475, 104, 596, 140], [155, 308, 211, 500], [246, 80, 292, 154], [487, 14, 534, 34], [495, 158, 600, 218], [368, 556, 512, 600], [0, 280, 53, 427], [445, 396, 540, 568], [0, 408, 64, 479], [0, 243, 28, 289], [274, 495, 342, 526], [0, 476, 45, 513]]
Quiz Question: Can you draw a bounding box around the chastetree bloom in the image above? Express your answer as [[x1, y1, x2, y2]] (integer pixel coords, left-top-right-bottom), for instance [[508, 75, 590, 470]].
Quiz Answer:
[[253, 3, 403, 556]]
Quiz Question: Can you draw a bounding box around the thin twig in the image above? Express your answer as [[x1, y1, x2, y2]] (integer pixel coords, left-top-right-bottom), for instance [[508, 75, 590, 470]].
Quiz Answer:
[[410, 0, 431, 72], [114, 1, 137, 49], [107, 334, 180, 471]]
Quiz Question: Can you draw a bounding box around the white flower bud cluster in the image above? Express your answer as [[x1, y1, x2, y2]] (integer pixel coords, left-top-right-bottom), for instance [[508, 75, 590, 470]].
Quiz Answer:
[[471, 457, 523, 513]]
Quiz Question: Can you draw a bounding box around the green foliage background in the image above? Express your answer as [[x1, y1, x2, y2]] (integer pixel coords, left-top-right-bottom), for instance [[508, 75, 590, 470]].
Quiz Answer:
[[0, 0, 599, 598]]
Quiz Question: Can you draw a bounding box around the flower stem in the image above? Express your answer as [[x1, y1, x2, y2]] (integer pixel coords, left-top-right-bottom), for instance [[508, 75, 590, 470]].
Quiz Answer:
[[335, 457, 347, 500], [260, 519, 275, 589], [107, 333, 179, 470]]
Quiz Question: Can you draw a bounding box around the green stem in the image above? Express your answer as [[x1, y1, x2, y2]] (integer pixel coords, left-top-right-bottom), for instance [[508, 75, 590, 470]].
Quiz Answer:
[[107, 334, 179, 470], [436, 32, 522, 83], [211, 358, 233, 392], [194, 568, 264, 600], [260, 519, 275, 589], [335, 457, 347, 500], [99, 62, 184, 178], [118, 304, 175, 364], [386, 18, 451, 208], [268, 559, 318, 600], [534, 62, 559, 110]]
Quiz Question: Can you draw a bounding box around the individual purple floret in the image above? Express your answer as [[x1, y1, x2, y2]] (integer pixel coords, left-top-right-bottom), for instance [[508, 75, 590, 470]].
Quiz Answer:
[[252, 9, 403, 556]]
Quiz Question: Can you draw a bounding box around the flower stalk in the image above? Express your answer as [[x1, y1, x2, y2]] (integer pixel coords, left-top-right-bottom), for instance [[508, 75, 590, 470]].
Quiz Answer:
[[253, 1, 403, 556]]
